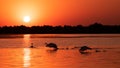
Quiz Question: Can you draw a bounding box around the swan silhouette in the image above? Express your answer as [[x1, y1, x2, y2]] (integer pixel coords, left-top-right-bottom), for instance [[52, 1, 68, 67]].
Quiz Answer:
[[79, 46, 92, 52], [30, 43, 35, 48], [45, 43, 58, 49]]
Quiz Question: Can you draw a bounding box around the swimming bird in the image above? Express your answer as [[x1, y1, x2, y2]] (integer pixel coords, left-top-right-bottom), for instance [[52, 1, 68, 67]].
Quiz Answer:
[[95, 49, 101, 52], [79, 46, 92, 52], [30, 43, 35, 48], [45, 43, 58, 49]]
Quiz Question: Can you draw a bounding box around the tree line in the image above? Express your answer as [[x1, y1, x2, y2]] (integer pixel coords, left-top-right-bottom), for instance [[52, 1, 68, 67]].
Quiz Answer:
[[0, 23, 120, 34]]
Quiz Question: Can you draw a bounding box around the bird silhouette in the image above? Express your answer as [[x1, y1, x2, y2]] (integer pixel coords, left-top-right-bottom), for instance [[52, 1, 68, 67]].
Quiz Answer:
[[45, 42, 58, 49], [30, 43, 35, 48], [79, 46, 92, 52]]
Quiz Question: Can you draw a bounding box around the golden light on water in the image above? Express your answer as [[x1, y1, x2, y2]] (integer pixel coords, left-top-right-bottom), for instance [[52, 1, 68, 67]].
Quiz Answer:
[[23, 34, 31, 67], [23, 48, 31, 68], [24, 34, 30, 47]]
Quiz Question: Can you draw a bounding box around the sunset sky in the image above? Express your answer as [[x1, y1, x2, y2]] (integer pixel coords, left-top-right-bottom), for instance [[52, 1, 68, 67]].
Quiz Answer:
[[0, 0, 120, 26]]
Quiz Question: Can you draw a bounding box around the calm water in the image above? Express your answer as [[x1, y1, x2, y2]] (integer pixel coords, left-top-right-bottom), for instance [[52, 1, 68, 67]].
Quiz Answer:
[[0, 34, 120, 68]]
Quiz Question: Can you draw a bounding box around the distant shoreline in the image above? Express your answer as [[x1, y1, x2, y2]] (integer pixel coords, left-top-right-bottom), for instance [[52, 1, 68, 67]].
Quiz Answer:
[[0, 23, 120, 34], [0, 33, 120, 34]]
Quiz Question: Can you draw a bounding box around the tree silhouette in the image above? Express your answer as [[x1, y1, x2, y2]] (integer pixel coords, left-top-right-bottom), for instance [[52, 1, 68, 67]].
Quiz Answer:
[[0, 22, 119, 34]]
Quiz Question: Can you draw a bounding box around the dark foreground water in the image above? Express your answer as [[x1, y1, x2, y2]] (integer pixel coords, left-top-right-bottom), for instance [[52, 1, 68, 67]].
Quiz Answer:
[[0, 34, 120, 68]]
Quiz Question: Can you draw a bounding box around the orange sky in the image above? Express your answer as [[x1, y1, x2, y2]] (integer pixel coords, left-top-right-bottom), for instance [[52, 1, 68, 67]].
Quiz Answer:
[[0, 0, 120, 26]]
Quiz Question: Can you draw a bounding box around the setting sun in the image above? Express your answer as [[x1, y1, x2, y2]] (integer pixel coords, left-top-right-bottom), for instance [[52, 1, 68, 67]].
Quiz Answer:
[[24, 16, 30, 23]]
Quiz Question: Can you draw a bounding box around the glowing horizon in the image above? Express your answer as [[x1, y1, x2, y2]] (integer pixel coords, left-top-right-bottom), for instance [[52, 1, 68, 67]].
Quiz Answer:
[[0, 0, 120, 26]]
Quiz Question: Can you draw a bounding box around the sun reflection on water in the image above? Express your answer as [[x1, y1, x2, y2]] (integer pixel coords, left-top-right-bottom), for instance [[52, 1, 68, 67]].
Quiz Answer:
[[24, 34, 30, 47], [23, 48, 31, 68]]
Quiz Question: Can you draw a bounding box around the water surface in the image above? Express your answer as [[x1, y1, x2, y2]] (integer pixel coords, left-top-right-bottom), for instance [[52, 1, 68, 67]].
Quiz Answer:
[[0, 34, 120, 68]]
